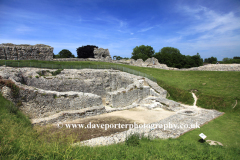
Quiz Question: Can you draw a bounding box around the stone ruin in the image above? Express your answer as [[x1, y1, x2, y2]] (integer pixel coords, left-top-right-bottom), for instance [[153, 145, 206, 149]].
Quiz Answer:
[[93, 48, 111, 59], [53, 56, 240, 71], [0, 43, 112, 61], [0, 43, 53, 61], [0, 66, 224, 146], [1, 43, 239, 71], [113, 57, 240, 71], [77, 45, 112, 60], [0, 66, 168, 124]]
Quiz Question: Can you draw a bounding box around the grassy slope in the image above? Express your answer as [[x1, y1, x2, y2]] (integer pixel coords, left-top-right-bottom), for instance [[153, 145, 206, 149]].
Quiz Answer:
[[0, 60, 240, 159]]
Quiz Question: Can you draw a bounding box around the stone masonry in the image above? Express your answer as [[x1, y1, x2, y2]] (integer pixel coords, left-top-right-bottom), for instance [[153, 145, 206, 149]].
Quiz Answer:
[[0, 66, 167, 121], [93, 48, 112, 59], [0, 43, 53, 60], [0, 66, 224, 146], [0, 42, 238, 71]]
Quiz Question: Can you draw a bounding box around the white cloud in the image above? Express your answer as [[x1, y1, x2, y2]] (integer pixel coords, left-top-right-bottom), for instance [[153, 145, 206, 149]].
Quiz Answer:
[[95, 16, 127, 28], [165, 36, 182, 43], [178, 5, 240, 35], [138, 27, 154, 32], [15, 25, 34, 33]]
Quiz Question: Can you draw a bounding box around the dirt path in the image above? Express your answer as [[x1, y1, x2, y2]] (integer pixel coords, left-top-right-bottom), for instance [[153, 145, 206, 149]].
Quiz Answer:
[[192, 92, 198, 106]]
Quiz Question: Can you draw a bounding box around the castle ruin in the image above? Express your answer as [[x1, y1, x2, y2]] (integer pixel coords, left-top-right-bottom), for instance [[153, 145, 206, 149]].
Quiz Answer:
[[0, 43, 54, 61]]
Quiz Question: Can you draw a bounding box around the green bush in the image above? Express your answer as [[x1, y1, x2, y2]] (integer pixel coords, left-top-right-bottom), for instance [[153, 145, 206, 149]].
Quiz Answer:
[[58, 49, 75, 58], [131, 45, 155, 61], [51, 69, 63, 76], [125, 133, 141, 146]]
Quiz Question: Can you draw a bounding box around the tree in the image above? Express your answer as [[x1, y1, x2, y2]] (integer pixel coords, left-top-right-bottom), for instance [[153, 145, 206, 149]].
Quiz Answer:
[[191, 53, 203, 67], [53, 54, 60, 58], [204, 57, 217, 63], [222, 57, 232, 62], [114, 56, 123, 60], [154, 47, 183, 68], [160, 47, 181, 55], [183, 55, 195, 68], [58, 49, 75, 58], [113, 56, 117, 60], [77, 45, 98, 58], [233, 56, 240, 59], [154, 47, 203, 68], [221, 57, 240, 64], [131, 45, 155, 61]]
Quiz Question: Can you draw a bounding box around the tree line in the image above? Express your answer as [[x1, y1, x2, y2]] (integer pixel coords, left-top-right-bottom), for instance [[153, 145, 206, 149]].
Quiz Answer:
[[221, 57, 240, 64], [53, 45, 203, 68], [53, 45, 98, 58], [53, 45, 239, 68], [129, 45, 203, 68], [203, 56, 240, 64]]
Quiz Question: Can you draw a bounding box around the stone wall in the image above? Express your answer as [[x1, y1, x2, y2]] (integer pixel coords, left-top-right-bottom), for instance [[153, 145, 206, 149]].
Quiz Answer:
[[0, 67, 167, 120], [106, 81, 151, 108], [0, 43, 238, 71], [93, 48, 111, 59], [53, 57, 240, 71], [24, 69, 134, 98], [179, 64, 240, 71], [0, 43, 53, 61], [113, 58, 240, 71], [0, 82, 103, 119]]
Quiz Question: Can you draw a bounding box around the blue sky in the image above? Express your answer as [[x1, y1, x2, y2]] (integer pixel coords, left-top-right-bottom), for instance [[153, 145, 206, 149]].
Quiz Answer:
[[0, 0, 240, 61]]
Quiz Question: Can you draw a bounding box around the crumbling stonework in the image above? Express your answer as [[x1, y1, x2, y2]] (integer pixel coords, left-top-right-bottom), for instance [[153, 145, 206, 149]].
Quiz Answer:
[[0, 66, 167, 123], [53, 57, 240, 71], [0, 43, 53, 60], [114, 58, 240, 71], [0, 66, 224, 146], [93, 48, 111, 59]]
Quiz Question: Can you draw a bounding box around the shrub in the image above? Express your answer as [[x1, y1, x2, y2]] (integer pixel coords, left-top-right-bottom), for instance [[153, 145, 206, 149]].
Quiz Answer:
[[0, 78, 20, 98], [51, 69, 63, 76], [131, 45, 155, 61], [58, 49, 75, 58], [77, 45, 98, 58], [125, 133, 140, 146]]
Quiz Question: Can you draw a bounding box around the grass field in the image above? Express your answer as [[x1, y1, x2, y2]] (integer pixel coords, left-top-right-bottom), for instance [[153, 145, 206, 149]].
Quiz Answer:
[[0, 60, 240, 159]]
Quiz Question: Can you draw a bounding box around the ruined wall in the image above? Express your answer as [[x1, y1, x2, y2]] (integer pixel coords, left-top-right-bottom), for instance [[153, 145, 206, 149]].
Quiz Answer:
[[106, 86, 151, 108], [113, 58, 240, 71], [76, 46, 112, 59], [0, 43, 53, 61], [0, 66, 168, 120], [0, 43, 238, 71], [24, 69, 134, 98], [0, 79, 103, 119], [93, 48, 111, 59], [53, 57, 240, 71]]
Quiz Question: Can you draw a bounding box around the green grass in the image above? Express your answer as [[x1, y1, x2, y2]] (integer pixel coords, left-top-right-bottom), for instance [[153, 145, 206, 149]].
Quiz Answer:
[[0, 60, 240, 159], [117, 65, 240, 112]]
